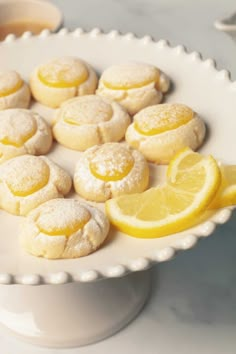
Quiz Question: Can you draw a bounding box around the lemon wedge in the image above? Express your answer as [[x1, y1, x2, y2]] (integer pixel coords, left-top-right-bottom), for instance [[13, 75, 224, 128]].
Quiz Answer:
[[106, 148, 221, 238], [168, 150, 236, 209], [209, 165, 236, 209]]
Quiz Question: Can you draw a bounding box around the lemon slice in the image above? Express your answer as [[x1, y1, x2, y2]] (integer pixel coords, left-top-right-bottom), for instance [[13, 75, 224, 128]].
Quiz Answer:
[[106, 148, 221, 238], [209, 165, 236, 209], [168, 149, 236, 209]]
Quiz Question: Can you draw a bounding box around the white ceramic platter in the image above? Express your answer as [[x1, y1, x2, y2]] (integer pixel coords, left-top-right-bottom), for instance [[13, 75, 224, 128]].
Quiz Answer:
[[0, 28, 235, 285]]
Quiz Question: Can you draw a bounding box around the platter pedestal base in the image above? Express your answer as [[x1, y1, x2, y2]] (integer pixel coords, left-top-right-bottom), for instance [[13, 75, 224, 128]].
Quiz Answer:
[[0, 270, 151, 348]]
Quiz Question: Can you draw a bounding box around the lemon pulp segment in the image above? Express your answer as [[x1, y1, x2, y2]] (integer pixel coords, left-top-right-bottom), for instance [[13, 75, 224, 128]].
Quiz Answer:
[[209, 165, 236, 208], [222, 165, 236, 186], [89, 144, 134, 182], [134, 104, 193, 136], [114, 187, 195, 222]]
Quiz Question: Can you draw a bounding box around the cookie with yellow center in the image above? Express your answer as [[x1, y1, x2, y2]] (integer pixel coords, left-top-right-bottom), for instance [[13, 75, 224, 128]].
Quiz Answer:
[[19, 198, 109, 259], [96, 62, 170, 115], [0, 155, 72, 215], [53, 95, 131, 151], [30, 57, 98, 108], [73, 142, 149, 202], [0, 71, 31, 110], [0, 109, 52, 163], [125, 103, 206, 164]]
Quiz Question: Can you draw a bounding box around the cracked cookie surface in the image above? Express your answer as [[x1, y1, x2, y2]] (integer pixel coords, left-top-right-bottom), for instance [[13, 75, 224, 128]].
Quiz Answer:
[[73, 142, 149, 202], [30, 57, 98, 108], [0, 155, 72, 215], [20, 198, 110, 259], [0, 109, 52, 163], [0, 70, 30, 110], [126, 103, 206, 164], [53, 95, 131, 151], [96, 62, 170, 115]]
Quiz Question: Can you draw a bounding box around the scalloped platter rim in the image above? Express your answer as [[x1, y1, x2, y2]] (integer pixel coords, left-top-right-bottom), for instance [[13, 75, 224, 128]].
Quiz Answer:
[[0, 28, 235, 285]]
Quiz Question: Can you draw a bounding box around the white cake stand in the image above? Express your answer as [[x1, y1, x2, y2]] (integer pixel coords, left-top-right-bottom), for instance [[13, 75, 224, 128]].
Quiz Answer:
[[0, 28, 235, 348]]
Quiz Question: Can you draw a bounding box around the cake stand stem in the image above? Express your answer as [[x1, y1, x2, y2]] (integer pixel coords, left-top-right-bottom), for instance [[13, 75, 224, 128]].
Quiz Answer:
[[0, 269, 151, 348]]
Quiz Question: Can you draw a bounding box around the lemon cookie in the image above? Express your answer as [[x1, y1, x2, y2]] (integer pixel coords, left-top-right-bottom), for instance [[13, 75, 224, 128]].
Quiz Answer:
[[30, 57, 98, 108], [20, 198, 110, 259], [0, 71, 30, 110], [96, 62, 170, 115], [125, 103, 206, 164], [0, 155, 72, 215], [0, 109, 52, 163], [74, 142, 149, 202], [53, 95, 131, 151]]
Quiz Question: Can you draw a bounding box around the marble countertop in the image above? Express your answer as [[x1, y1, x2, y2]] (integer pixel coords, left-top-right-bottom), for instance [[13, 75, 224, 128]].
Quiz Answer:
[[2, 0, 236, 353]]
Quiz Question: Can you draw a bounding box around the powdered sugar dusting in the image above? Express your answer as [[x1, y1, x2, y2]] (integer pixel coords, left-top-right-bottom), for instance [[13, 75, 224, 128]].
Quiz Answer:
[[20, 198, 110, 259], [0, 109, 37, 147], [0, 71, 23, 95], [102, 63, 159, 89], [61, 95, 113, 124], [38, 57, 88, 85], [89, 143, 134, 179], [35, 199, 91, 236], [74, 143, 149, 202], [0, 155, 71, 215], [134, 103, 194, 134], [1, 155, 49, 196], [74, 150, 111, 202]]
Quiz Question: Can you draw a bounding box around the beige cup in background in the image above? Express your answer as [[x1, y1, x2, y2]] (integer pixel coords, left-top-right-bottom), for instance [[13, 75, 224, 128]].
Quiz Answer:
[[0, 0, 63, 40]]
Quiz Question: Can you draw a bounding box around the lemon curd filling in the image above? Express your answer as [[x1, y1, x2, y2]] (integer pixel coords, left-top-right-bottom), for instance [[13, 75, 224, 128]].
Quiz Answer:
[[6, 158, 50, 196], [38, 59, 89, 88], [36, 204, 91, 236], [0, 73, 23, 97], [134, 104, 194, 136], [102, 65, 160, 90], [0, 115, 37, 147], [103, 76, 158, 90], [89, 144, 134, 182], [63, 117, 82, 126]]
